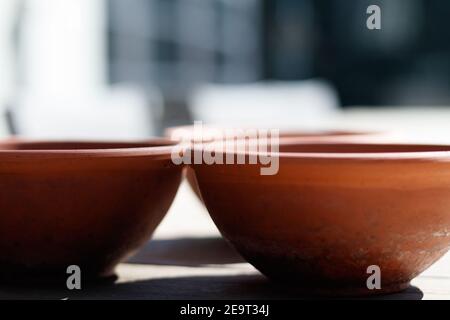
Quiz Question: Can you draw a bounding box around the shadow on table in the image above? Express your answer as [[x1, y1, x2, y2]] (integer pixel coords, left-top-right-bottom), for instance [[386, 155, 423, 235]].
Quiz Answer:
[[70, 274, 424, 300], [0, 274, 424, 300], [127, 237, 245, 266], [0, 237, 425, 300]]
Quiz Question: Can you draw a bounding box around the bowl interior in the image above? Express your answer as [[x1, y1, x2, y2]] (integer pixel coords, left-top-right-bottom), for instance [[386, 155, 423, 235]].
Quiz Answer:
[[278, 143, 450, 154], [278, 130, 374, 138], [167, 125, 377, 142], [0, 140, 174, 151]]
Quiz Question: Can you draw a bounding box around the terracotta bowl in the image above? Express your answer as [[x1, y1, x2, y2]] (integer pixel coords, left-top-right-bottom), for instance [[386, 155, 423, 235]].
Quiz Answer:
[[192, 142, 450, 295], [0, 139, 182, 283], [166, 125, 390, 201], [165, 125, 387, 144]]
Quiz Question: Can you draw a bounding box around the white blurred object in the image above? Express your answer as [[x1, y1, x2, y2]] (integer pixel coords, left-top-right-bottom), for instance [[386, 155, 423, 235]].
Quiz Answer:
[[10, 0, 163, 140], [12, 86, 162, 140], [0, 106, 9, 138], [325, 106, 450, 144], [19, 0, 106, 96], [189, 80, 339, 129], [0, 0, 18, 105], [0, 0, 19, 139]]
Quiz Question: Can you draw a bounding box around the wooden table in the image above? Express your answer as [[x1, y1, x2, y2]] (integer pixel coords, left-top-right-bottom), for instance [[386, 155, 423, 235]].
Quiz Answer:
[[1, 182, 450, 300]]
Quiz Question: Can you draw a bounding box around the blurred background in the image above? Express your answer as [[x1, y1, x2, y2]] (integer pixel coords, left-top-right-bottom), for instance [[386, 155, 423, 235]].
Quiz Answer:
[[1, 0, 450, 141]]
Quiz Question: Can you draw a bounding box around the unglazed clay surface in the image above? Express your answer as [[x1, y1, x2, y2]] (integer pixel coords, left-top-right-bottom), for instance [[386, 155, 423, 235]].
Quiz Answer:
[[166, 125, 390, 201], [192, 143, 450, 295], [0, 139, 183, 282]]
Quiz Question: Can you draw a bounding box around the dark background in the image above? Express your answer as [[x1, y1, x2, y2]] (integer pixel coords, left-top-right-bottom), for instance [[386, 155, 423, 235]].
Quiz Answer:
[[108, 0, 450, 107]]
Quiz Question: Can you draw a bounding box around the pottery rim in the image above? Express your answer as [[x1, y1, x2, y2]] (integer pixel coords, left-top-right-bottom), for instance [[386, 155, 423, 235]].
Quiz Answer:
[[0, 138, 177, 159], [165, 125, 385, 142], [193, 142, 450, 161]]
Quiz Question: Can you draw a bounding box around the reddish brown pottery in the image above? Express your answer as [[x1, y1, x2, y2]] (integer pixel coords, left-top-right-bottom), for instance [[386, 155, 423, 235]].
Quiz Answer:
[[192, 142, 450, 296], [166, 125, 389, 201], [0, 139, 182, 283]]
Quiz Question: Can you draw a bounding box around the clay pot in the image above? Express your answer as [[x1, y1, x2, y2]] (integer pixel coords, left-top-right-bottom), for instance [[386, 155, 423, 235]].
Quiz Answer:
[[192, 142, 450, 295], [165, 125, 386, 144], [166, 125, 390, 200], [0, 139, 182, 283]]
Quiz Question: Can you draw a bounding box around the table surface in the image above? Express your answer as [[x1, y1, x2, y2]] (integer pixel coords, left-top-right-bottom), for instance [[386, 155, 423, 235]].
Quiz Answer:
[[1, 182, 450, 300], [3, 107, 450, 300]]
